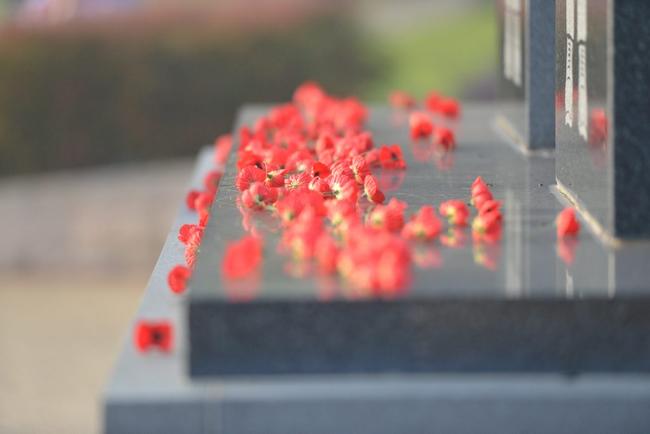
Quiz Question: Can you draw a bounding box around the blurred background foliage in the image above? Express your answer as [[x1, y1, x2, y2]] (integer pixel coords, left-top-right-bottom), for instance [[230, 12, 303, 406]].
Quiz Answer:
[[0, 0, 495, 176]]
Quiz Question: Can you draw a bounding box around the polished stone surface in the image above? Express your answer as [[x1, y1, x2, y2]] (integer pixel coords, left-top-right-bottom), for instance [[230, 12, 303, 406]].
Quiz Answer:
[[556, 0, 650, 238], [188, 105, 650, 377], [497, 0, 555, 150], [104, 132, 650, 433]]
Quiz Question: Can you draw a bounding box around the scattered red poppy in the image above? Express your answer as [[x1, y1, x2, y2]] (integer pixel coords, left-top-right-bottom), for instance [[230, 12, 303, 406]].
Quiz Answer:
[[424, 91, 441, 112], [236, 165, 266, 191], [327, 173, 359, 203], [308, 177, 331, 196], [241, 182, 278, 210], [134, 320, 173, 353], [438, 98, 461, 118], [185, 230, 202, 268], [389, 90, 417, 109], [439, 200, 469, 227], [167, 265, 191, 294], [556, 207, 580, 237], [178, 223, 202, 245], [285, 172, 311, 190], [363, 175, 385, 204], [185, 190, 200, 211], [409, 112, 434, 139], [479, 199, 502, 219], [401, 206, 442, 241], [222, 235, 263, 279], [433, 127, 456, 150], [470, 177, 493, 209], [194, 191, 215, 215], [472, 211, 502, 243], [311, 161, 331, 179], [367, 198, 408, 232], [379, 144, 407, 170], [350, 155, 370, 184]]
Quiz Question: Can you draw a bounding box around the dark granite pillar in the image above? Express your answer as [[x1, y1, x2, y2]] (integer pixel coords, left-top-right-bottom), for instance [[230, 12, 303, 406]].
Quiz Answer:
[[497, 0, 556, 151], [556, 0, 650, 239]]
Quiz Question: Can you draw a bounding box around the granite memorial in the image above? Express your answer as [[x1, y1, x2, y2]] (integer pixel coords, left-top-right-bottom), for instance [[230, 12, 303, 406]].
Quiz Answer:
[[104, 2, 650, 433]]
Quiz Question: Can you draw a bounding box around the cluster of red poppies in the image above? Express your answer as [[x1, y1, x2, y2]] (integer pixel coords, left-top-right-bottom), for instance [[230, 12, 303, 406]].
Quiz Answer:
[[219, 82, 507, 297]]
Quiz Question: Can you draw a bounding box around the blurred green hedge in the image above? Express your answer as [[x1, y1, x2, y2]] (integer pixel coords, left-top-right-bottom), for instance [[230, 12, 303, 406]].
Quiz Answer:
[[0, 13, 385, 175]]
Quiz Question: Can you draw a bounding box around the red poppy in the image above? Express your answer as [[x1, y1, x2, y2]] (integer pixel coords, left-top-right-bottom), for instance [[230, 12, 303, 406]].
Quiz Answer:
[[471, 176, 488, 193], [389, 90, 417, 109], [237, 150, 264, 171], [167, 265, 191, 294], [439, 199, 469, 227], [264, 165, 287, 188], [185, 190, 200, 211], [236, 166, 266, 191], [472, 211, 502, 243], [178, 223, 202, 245], [438, 98, 461, 118], [479, 199, 502, 218], [194, 191, 215, 215], [350, 155, 370, 183], [363, 175, 385, 204], [409, 112, 434, 139], [222, 235, 263, 279], [311, 161, 331, 178], [379, 144, 407, 170], [134, 320, 173, 353], [241, 182, 278, 210], [285, 172, 312, 190], [185, 230, 202, 268], [424, 91, 441, 112], [308, 177, 332, 196], [556, 207, 580, 237], [401, 206, 442, 241], [433, 127, 456, 150], [367, 198, 407, 232], [327, 173, 359, 203]]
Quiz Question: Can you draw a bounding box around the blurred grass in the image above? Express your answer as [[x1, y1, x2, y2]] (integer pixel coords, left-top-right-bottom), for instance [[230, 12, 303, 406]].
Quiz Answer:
[[364, 4, 496, 101]]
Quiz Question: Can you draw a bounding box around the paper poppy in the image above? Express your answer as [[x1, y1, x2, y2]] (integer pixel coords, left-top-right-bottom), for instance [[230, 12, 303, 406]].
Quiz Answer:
[[379, 144, 407, 170], [556, 207, 580, 237], [439, 200, 469, 227], [167, 265, 191, 294], [402, 206, 442, 241], [363, 175, 385, 204], [409, 112, 434, 139], [134, 320, 173, 353]]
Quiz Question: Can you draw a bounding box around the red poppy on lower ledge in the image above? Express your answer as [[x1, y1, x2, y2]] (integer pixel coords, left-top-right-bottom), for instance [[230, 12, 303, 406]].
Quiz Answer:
[[134, 320, 173, 353], [556, 207, 581, 238]]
